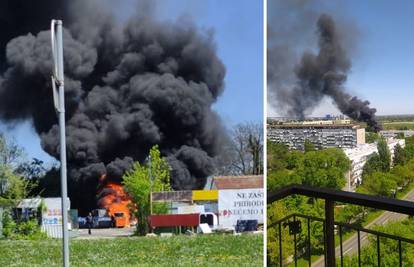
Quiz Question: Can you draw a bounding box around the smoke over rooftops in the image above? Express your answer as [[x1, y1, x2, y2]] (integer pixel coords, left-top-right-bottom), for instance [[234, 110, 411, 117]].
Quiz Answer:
[[268, 2, 381, 131], [0, 0, 227, 210]]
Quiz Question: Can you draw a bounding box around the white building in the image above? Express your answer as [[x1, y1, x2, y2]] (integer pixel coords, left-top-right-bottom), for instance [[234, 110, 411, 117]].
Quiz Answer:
[[343, 138, 405, 191], [380, 130, 414, 139], [16, 197, 71, 238], [343, 143, 378, 191], [387, 138, 406, 162]]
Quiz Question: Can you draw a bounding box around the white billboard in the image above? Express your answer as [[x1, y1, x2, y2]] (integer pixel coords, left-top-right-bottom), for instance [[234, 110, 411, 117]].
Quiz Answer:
[[41, 197, 70, 238], [177, 205, 205, 214], [42, 198, 70, 226], [218, 189, 264, 227]]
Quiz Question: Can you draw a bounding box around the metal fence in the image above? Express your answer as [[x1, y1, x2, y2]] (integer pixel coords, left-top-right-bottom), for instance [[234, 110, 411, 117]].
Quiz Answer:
[[269, 213, 414, 267], [268, 184, 414, 267]]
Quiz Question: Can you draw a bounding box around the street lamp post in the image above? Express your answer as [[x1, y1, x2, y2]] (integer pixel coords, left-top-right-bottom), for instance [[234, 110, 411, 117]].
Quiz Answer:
[[51, 19, 69, 267]]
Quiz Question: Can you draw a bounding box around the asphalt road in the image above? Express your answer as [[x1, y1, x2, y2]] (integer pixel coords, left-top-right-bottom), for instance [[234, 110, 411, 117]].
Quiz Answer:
[[312, 188, 414, 267], [75, 227, 135, 239]]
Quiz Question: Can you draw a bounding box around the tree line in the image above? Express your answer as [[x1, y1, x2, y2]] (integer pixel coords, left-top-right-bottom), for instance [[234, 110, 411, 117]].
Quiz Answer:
[[267, 140, 350, 192], [267, 135, 414, 266], [1, 121, 263, 238], [358, 136, 414, 197], [343, 217, 414, 266]]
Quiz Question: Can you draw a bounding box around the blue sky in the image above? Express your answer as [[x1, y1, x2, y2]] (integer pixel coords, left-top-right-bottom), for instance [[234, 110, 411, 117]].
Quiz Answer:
[[269, 0, 414, 117], [155, 0, 264, 125], [344, 1, 414, 116], [0, 0, 263, 163]]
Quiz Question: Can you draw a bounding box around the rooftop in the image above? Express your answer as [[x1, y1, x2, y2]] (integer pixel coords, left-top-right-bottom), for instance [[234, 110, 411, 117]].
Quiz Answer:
[[211, 175, 263, 190]]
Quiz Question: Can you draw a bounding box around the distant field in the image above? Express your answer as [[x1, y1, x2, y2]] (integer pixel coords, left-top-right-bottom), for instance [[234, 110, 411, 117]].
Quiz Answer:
[[377, 115, 414, 122], [382, 122, 414, 130], [0, 234, 263, 267], [375, 114, 414, 130]]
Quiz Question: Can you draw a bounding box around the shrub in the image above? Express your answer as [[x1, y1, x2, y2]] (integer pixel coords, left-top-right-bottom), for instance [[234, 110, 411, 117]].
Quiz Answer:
[[1, 209, 47, 240]]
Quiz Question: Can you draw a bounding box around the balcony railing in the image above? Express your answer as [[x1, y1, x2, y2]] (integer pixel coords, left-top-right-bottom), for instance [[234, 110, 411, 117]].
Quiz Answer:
[[267, 184, 414, 267]]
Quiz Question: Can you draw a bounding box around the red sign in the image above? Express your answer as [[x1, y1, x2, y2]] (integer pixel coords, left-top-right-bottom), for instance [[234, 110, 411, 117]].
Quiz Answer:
[[149, 213, 200, 228]]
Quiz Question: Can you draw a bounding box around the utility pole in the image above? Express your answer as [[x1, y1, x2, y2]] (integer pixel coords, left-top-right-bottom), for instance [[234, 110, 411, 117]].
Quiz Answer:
[[149, 155, 153, 215], [51, 19, 69, 267]]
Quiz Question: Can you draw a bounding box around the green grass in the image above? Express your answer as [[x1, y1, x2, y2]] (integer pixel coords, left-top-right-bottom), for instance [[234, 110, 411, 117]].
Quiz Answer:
[[397, 180, 414, 199], [382, 122, 414, 130], [287, 255, 319, 267], [298, 181, 414, 264], [0, 234, 263, 267]]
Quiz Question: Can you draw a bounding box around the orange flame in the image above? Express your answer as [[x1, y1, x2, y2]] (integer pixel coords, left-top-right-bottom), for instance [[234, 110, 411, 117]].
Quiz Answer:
[[97, 174, 132, 227]]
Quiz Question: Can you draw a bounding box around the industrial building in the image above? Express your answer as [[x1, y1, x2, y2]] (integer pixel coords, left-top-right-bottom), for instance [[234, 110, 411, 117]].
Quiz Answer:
[[267, 120, 365, 150]]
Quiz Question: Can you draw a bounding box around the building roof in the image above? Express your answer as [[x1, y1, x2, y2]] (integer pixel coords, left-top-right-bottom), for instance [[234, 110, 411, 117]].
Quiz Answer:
[[212, 175, 263, 190], [268, 124, 360, 129], [17, 198, 42, 209], [343, 143, 378, 160]]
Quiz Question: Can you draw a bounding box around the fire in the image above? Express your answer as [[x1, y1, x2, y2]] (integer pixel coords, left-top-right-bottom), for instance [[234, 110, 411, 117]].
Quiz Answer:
[[97, 174, 133, 227]]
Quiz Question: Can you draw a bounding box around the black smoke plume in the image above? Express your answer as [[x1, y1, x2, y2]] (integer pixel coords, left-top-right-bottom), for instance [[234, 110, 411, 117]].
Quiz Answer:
[[268, 5, 381, 131], [0, 0, 227, 211]]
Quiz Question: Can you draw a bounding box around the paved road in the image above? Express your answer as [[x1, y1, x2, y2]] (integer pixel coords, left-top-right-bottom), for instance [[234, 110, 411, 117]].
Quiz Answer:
[[74, 227, 135, 239], [312, 188, 414, 267]]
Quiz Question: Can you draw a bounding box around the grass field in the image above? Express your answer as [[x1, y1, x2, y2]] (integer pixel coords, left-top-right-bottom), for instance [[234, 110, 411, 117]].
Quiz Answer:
[[0, 234, 263, 267], [382, 122, 414, 130]]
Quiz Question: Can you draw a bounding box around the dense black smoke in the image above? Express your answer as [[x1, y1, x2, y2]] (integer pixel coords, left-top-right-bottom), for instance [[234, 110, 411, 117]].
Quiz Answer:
[[268, 2, 380, 131], [0, 0, 227, 210]]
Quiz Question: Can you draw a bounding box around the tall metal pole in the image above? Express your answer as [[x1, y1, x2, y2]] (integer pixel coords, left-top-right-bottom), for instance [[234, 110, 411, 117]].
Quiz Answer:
[[149, 155, 153, 215], [51, 19, 69, 267]]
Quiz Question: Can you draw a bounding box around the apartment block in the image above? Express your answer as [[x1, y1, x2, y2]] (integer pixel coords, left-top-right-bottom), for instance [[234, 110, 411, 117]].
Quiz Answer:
[[343, 138, 405, 191], [267, 122, 365, 150]]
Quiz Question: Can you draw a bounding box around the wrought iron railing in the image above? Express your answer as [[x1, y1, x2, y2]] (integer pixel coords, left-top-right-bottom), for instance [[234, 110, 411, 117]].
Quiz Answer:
[[268, 185, 414, 267]]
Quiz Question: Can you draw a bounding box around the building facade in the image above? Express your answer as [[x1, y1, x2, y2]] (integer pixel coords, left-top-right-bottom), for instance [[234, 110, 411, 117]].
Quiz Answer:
[[380, 130, 414, 139], [343, 138, 405, 191], [267, 123, 365, 150]]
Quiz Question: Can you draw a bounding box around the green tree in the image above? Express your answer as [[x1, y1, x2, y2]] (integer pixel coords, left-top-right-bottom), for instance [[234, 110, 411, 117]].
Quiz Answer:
[[0, 167, 33, 207], [0, 134, 41, 240], [304, 139, 315, 152], [393, 144, 407, 166], [267, 202, 293, 266], [299, 148, 350, 189], [359, 172, 397, 197], [378, 138, 391, 171], [390, 165, 413, 188], [337, 204, 368, 226], [285, 150, 304, 170], [267, 170, 301, 192], [406, 135, 414, 146], [361, 138, 392, 179], [343, 218, 414, 266], [122, 145, 171, 235], [0, 134, 34, 207], [405, 144, 414, 160], [365, 132, 380, 143], [362, 153, 383, 179], [0, 133, 24, 167], [267, 140, 289, 172]]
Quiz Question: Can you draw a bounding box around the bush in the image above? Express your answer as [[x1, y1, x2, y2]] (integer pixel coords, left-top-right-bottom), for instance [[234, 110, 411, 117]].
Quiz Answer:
[[2, 210, 17, 239], [1, 209, 47, 240]]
